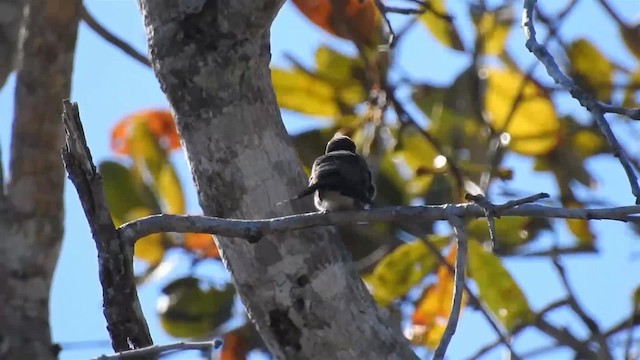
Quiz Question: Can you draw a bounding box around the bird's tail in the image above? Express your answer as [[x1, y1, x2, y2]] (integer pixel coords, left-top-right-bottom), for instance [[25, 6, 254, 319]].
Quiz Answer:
[[274, 184, 319, 206]]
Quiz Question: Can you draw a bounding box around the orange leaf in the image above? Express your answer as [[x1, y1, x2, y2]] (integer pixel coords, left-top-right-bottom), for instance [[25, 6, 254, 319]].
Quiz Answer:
[[220, 331, 249, 360], [292, 0, 380, 46], [111, 109, 180, 155], [408, 245, 466, 348], [183, 233, 219, 258]]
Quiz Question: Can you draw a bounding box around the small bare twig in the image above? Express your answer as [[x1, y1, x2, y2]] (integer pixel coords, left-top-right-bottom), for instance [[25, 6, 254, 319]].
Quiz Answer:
[[93, 340, 222, 360], [552, 257, 613, 360], [61, 100, 152, 351], [522, 0, 640, 204], [80, 5, 151, 68], [597, 102, 640, 121], [434, 215, 467, 360], [420, 238, 521, 359]]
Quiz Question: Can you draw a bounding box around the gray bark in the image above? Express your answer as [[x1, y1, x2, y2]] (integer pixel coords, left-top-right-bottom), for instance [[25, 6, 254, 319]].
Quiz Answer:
[[0, 0, 81, 358], [136, 1, 417, 359], [0, 0, 23, 88]]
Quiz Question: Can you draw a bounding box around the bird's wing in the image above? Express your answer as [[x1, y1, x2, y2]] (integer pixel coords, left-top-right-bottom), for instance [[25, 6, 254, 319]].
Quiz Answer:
[[307, 151, 374, 204]]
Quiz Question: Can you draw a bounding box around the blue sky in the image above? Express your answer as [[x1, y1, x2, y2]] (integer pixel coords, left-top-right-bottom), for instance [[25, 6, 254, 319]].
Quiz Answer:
[[1, 1, 640, 359]]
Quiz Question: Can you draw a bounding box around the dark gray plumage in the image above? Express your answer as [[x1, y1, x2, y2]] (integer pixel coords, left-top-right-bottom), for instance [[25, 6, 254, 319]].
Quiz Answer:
[[292, 135, 376, 212]]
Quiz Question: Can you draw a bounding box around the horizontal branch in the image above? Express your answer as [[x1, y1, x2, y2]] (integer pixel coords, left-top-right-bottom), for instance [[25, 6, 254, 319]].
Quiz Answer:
[[93, 340, 222, 360], [118, 203, 640, 243]]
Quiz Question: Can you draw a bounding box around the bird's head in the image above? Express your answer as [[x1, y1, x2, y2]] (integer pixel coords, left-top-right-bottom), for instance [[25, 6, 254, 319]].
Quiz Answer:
[[325, 135, 356, 154]]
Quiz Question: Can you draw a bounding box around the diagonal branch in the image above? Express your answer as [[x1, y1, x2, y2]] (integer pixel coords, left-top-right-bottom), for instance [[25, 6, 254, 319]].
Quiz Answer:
[[80, 5, 150, 68], [433, 215, 467, 359], [60, 100, 152, 352], [521, 0, 640, 204], [551, 257, 612, 359]]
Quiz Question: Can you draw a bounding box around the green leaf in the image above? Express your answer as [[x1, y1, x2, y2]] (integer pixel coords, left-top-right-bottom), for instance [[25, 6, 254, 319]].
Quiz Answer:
[[468, 240, 534, 330], [419, 0, 464, 51], [271, 66, 364, 118], [365, 236, 448, 307], [315, 46, 363, 83], [467, 217, 551, 253], [567, 39, 615, 102], [158, 277, 235, 338], [99, 161, 154, 226]]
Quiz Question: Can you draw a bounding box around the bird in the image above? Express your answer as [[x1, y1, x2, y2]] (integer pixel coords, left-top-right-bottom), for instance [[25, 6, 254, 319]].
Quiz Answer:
[[279, 134, 376, 212]]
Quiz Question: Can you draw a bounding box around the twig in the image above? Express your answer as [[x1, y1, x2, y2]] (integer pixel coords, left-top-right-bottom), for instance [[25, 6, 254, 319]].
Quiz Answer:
[[433, 215, 467, 360], [119, 201, 640, 244], [61, 100, 153, 351], [388, 90, 466, 200], [420, 238, 521, 359], [80, 5, 151, 68], [521, 0, 640, 204], [465, 194, 498, 250], [597, 102, 640, 121], [93, 340, 222, 359], [551, 257, 613, 359], [494, 192, 550, 212]]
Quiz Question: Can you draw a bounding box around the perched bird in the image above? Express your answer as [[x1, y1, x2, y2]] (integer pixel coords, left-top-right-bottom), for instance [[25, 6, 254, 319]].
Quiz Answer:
[[282, 135, 376, 212]]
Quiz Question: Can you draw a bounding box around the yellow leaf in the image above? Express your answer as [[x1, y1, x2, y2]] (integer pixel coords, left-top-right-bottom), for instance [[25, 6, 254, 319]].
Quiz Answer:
[[468, 240, 533, 329], [128, 121, 185, 214], [419, 0, 464, 51], [567, 39, 614, 101], [571, 129, 606, 159], [623, 67, 640, 108], [393, 128, 438, 195], [473, 5, 513, 55], [364, 237, 447, 306], [409, 245, 466, 348], [128, 207, 165, 264], [564, 201, 594, 247], [485, 68, 560, 155], [271, 67, 364, 117]]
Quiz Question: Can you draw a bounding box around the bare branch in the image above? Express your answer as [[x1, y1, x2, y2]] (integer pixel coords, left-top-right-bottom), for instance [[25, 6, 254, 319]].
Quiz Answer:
[[552, 257, 613, 359], [521, 0, 640, 204], [597, 102, 640, 121], [61, 100, 152, 351], [434, 215, 467, 359], [419, 238, 521, 360], [119, 201, 640, 244], [80, 5, 150, 68], [93, 340, 222, 360]]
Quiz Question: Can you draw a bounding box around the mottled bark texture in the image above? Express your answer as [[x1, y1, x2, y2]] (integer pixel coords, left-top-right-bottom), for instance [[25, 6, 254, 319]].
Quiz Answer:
[[136, 1, 417, 359], [0, 0, 80, 358], [0, 0, 23, 88]]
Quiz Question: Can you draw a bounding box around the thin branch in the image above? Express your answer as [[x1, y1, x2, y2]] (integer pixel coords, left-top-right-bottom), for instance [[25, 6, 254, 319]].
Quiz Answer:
[[61, 100, 152, 351], [80, 5, 151, 68], [552, 257, 613, 360], [597, 102, 640, 121], [420, 238, 521, 360], [388, 89, 466, 201], [93, 340, 222, 360], [119, 201, 640, 244], [434, 215, 467, 360], [521, 0, 640, 204]]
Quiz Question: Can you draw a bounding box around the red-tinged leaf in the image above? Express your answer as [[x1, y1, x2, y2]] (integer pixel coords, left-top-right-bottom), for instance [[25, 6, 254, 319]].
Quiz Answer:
[[291, 0, 381, 46], [183, 233, 219, 259], [111, 109, 180, 155], [408, 245, 466, 349]]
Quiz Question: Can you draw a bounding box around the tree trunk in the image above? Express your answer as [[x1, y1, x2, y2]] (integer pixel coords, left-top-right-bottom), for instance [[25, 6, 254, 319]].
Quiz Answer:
[[136, 1, 417, 359], [0, 0, 81, 358]]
